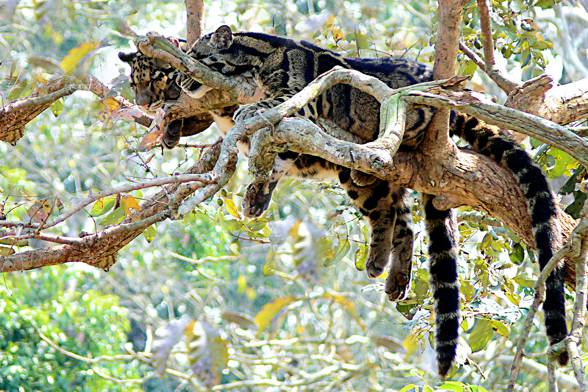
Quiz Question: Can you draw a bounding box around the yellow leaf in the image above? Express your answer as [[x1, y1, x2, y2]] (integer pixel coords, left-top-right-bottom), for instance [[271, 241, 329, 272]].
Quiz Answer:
[[122, 195, 141, 216], [60, 42, 99, 74], [224, 197, 241, 220], [402, 330, 420, 357], [0, 246, 15, 256], [246, 288, 256, 301], [332, 27, 344, 42], [289, 219, 301, 240], [255, 296, 296, 332], [103, 97, 120, 113], [237, 275, 247, 294]]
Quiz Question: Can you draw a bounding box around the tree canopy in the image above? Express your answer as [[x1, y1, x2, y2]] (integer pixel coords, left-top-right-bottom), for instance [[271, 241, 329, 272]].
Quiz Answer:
[[1, 0, 587, 390]]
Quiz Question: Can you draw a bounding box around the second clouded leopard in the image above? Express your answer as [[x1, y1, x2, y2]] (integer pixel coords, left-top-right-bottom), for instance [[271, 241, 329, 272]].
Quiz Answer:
[[170, 25, 567, 376]]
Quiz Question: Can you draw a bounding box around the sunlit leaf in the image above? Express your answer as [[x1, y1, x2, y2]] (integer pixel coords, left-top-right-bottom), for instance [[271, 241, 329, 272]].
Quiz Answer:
[[439, 381, 466, 391], [354, 243, 368, 271], [0, 246, 15, 256], [102, 97, 120, 113], [255, 296, 297, 333], [237, 274, 247, 294], [90, 195, 117, 217], [60, 42, 99, 74], [468, 319, 493, 352], [490, 320, 510, 338], [50, 99, 64, 117], [121, 195, 141, 216], [143, 225, 157, 243], [224, 197, 241, 220], [402, 330, 420, 357]]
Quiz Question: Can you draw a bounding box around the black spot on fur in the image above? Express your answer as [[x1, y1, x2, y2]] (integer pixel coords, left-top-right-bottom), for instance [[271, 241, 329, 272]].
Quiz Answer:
[[338, 168, 350, 184], [363, 182, 389, 210]]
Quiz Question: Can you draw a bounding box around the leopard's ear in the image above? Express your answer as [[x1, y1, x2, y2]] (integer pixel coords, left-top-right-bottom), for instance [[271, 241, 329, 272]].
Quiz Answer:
[[209, 25, 233, 50], [118, 51, 137, 63]]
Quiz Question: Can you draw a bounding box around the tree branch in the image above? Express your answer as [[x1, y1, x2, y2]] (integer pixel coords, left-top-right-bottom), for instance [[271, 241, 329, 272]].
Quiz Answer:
[[422, 0, 464, 153], [185, 0, 204, 46]]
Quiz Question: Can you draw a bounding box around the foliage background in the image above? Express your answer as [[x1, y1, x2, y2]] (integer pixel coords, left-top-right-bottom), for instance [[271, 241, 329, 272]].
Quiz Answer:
[[0, 0, 587, 390]]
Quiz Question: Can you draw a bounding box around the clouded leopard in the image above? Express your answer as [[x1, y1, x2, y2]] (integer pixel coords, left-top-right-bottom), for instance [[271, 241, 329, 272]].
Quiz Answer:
[[120, 27, 567, 376]]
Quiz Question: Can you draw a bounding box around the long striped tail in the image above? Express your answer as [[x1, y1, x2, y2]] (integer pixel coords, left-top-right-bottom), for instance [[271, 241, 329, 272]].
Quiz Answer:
[[451, 114, 568, 364], [423, 194, 460, 377]]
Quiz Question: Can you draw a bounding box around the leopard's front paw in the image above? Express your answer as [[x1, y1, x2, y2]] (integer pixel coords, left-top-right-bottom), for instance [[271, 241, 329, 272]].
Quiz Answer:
[[385, 270, 411, 302], [365, 248, 390, 279], [162, 120, 182, 149], [242, 181, 276, 218]]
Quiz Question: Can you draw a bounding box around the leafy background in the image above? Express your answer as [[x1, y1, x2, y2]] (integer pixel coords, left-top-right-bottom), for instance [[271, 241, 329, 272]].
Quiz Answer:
[[0, 0, 586, 390]]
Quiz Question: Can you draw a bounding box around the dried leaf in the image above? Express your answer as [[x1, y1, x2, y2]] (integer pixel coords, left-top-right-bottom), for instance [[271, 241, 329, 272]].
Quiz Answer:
[[102, 97, 121, 113], [121, 195, 141, 216], [27, 199, 51, 223], [139, 127, 163, 151]]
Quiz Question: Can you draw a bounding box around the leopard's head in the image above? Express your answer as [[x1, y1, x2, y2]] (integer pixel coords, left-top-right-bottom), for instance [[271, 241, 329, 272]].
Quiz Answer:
[[118, 49, 182, 110], [183, 25, 270, 97]]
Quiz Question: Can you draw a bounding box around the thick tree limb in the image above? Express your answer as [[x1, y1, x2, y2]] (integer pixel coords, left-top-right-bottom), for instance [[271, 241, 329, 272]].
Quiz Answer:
[[405, 90, 588, 167], [170, 66, 579, 287], [422, 0, 464, 153], [185, 0, 204, 46]]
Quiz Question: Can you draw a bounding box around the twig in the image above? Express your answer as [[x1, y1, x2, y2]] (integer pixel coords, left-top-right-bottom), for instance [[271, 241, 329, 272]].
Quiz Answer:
[[566, 202, 588, 390]]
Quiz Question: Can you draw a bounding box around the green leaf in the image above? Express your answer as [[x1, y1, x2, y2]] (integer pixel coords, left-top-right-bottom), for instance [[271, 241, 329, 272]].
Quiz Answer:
[[490, 320, 510, 338], [354, 244, 368, 271], [99, 206, 126, 226], [143, 225, 157, 243], [60, 42, 99, 74], [0, 246, 16, 256], [511, 243, 525, 263], [468, 319, 493, 352], [399, 384, 418, 392], [50, 99, 64, 117], [439, 381, 465, 391], [90, 195, 117, 217]]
